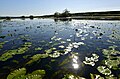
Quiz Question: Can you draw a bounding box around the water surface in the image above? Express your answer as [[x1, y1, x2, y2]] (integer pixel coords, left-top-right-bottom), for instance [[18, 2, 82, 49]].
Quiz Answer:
[[0, 19, 120, 79]]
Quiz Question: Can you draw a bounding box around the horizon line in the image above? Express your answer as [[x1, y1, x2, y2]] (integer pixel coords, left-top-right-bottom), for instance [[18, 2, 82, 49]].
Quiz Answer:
[[0, 10, 120, 17]]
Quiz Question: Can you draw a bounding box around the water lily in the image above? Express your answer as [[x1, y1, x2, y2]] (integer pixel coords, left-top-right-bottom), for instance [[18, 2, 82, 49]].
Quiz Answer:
[[97, 66, 111, 76]]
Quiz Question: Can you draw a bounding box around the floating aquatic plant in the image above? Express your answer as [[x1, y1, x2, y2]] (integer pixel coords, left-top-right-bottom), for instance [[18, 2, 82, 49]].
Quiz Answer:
[[35, 47, 42, 51], [0, 50, 17, 61], [49, 51, 61, 58], [0, 42, 32, 61], [62, 74, 85, 79], [54, 38, 62, 41], [66, 39, 71, 42], [104, 59, 120, 70], [7, 68, 26, 79], [7, 68, 45, 79], [27, 70, 45, 79], [90, 73, 104, 79], [83, 54, 99, 66], [0, 41, 8, 49], [51, 36, 56, 40], [102, 46, 120, 70], [105, 74, 117, 79], [59, 45, 65, 48], [12, 60, 19, 64], [22, 42, 32, 47], [45, 49, 53, 54], [26, 54, 48, 65], [72, 42, 85, 48], [61, 41, 66, 44], [97, 66, 111, 76]]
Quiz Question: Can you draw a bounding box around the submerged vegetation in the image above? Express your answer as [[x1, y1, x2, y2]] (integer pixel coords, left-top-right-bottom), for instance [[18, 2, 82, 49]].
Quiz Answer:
[[0, 42, 32, 61], [7, 68, 45, 79], [0, 19, 120, 79]]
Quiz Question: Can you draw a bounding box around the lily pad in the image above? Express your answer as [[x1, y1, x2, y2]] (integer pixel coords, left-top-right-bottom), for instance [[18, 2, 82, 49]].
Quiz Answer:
[[102, 46, 120, 56], [35, 47, 42, 51], [7, 68, 45, 79], [26, 75, 42, 79], [0, 42, 31, 61], [49, 51, 61, 58], [102, 46, 120, 70], [62, 74, 85, 79], [97, 66, 111, 76], [45, 48, 56, 54], [26, 54, 48, 65], [31, 70, 45, 76], [90, 73, 104, 79], [7, 68, 26, 79], [105, 74, 117, 79], [83, 54, 99, 66], [23, 42, 32, 47], [26, 70, 45, 79], [59, 45, 65, 48], [104, 59, 120, 70], [0, 50, 16, 61], [0, 41, 8, 49]]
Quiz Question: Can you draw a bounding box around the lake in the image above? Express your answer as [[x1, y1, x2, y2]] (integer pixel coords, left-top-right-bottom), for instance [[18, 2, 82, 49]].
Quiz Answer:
[[0, 19, 120, 79]]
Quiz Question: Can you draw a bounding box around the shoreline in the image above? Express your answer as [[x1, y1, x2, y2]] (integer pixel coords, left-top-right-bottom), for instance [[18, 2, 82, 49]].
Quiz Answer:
[[0, 16, 120, 20]]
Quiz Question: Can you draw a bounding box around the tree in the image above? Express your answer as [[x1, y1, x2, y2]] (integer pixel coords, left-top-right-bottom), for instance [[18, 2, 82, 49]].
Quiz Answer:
[[54, 12, 60, 18], [6, 16, 11, 20], [29, 15, 34, 20], [61, 9, 70, 17], [21, 16, 25, 20]]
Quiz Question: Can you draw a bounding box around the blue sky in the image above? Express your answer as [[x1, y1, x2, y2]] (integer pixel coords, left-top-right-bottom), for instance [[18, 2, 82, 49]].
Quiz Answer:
[[0, 0, 120, 16]]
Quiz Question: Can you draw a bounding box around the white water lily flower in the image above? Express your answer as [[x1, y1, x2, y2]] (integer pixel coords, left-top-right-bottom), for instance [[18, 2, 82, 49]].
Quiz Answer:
[[64, 48, 71, 52], [90, 36, 93, 39], [64, 51, 69, 54], [73, 58, 77, 63], [51, 36, 56, 40], [59, 45, 65, 48], [55, 33, 58, 35], [81, 37, 85, 40], [76, 33, 81, 37], [52, 47, 56, 50], [83, 54, 99, 66], [61, 41, 66, 44], [72, 63, 79, 69], [84, 34, 89, 37], [73, 45, 79, 48], [55, 38, 62, 41], [49, 41, 52, 43], [70, 35, 73, 37], [68, 43, 73, 47], [78, 42, 84, 45], [67, 39, 71, 41]]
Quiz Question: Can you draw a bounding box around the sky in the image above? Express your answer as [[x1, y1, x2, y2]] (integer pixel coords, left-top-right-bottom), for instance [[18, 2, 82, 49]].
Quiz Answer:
[[0, 0, 120, 16]]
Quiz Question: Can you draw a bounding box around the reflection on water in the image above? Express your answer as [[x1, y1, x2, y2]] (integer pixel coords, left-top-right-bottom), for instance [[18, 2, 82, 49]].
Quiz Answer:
[[54, 18, 72, 22], [72, 54, 79, 69], [0, 19, 120, 79]]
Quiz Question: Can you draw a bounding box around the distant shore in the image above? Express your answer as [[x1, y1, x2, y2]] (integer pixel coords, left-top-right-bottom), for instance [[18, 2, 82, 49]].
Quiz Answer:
[[0, 11, 120, 20]]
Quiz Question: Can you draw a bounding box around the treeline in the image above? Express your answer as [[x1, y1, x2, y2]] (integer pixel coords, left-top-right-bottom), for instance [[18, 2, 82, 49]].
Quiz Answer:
[[54, 9, 71, 17], [0, 15, 36, 20], [71, 11, 120, 16], [1, 10, 120, 20]]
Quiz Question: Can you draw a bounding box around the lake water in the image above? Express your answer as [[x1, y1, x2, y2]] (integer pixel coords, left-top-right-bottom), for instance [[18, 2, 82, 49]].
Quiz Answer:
[[0, 19, 120, 79]]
